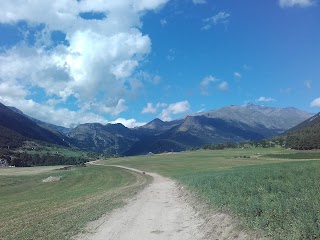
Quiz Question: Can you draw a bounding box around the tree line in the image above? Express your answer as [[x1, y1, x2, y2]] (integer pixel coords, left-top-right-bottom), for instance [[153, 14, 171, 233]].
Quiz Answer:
[[0, 150, 88, 167]]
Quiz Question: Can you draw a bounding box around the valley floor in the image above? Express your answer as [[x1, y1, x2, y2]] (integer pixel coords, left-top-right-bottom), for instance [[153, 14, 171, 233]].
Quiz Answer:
[[75, 164, 252, 240]]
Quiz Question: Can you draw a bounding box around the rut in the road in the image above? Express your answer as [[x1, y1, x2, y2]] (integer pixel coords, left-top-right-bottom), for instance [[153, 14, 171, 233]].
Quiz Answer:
[[75, 166, 255, 240]]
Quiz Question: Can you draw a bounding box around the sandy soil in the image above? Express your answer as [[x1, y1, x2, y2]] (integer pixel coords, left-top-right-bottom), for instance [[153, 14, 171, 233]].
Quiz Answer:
[[75, 165, 258, 240]]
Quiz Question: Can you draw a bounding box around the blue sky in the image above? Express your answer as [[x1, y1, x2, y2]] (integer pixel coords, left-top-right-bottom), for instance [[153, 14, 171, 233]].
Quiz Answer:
[[0, 0, 319, 127]]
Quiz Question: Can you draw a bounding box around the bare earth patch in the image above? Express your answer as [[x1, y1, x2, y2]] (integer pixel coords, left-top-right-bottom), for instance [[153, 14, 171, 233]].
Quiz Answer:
[[75, 165, 265, 240], [42, 176, 62, 182]]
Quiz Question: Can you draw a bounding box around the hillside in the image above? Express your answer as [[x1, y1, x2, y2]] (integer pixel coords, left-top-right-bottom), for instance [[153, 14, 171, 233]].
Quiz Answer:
[[9, 106, 71, 135], [285, 112, 320, 150], [0, 103, 68, 147]]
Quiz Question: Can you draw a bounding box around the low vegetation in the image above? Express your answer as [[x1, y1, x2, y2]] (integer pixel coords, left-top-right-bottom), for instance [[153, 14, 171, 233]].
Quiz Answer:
[[104, 148, 320, 240], [0, 165, 150, 240]]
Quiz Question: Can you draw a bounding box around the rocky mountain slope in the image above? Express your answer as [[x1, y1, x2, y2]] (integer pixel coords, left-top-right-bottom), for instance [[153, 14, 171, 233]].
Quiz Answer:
[[195, 104, 312, 133], [68, 123, 139, 155]]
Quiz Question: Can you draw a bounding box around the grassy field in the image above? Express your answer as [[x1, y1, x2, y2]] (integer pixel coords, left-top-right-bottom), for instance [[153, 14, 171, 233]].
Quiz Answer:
[[0, 165, 150, 240], [102, 148, 320, 240]]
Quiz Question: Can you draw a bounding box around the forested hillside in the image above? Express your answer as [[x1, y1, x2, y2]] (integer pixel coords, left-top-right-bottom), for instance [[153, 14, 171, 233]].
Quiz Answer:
[[286, 113, 320, 150]]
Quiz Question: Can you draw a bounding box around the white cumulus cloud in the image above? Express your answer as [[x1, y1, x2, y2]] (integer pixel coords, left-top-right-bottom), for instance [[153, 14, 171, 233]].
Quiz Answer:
[[142, 103, 157, 114], [0, 0, 168, 126], [159, 100, 190, 121]]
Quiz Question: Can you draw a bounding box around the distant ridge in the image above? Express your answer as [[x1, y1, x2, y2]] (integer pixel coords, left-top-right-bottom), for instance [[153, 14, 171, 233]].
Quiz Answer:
[[194, 104, 312, 131]]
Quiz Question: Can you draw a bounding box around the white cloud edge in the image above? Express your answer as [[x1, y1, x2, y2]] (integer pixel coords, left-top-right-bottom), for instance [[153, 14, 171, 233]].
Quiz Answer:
[[234, 72, 241, 78], [202, 11, 230, 31], [279, 0, 316, 8], [310, 97, 320, 107], [304, 80, 312, 89], [200, 75, 229, 95], [256, 96, 276, 102], [192, 0, 207, 4]]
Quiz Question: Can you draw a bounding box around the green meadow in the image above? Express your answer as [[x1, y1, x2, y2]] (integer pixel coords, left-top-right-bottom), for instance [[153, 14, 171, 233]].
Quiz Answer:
[[103, 148, 320, 240], [1, 147, 320, 240], [0, 165, 150, 240]]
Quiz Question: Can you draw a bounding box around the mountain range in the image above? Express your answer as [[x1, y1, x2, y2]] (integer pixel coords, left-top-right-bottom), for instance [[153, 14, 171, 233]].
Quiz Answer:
[[0, 102, 315, 154]]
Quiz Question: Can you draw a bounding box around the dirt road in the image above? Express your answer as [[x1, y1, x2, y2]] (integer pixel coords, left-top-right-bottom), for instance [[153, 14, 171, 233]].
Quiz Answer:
[[76, 165, 251, 240]]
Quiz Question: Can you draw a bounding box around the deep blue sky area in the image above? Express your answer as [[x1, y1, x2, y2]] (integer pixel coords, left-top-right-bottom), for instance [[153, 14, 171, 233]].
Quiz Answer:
[[0, 0, 319, 127]]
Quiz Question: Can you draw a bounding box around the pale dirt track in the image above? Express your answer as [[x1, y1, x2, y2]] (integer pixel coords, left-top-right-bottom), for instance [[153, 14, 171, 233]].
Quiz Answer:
[[75, 164, 255, 240]]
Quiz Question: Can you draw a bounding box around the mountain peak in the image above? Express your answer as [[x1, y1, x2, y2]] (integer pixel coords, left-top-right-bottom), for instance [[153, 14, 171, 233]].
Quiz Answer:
[[143, 118, 165, 129]]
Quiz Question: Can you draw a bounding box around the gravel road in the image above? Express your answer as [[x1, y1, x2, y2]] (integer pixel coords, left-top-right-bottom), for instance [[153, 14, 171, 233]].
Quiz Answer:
[[76, 165, 253, 240]]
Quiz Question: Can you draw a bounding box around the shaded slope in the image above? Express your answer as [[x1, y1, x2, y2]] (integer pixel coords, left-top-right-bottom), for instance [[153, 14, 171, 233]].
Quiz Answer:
[[0, 125, 27, 148], [0, 103, 68, 147], [9, 106, 71, 135], [285, 112, 320, 149]]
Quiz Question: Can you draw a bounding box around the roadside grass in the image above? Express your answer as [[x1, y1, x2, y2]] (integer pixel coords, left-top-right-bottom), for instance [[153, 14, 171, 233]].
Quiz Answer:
[[103, 148, 320, 239], [182, 161, 320, 240], [0, 165, 150, 240]]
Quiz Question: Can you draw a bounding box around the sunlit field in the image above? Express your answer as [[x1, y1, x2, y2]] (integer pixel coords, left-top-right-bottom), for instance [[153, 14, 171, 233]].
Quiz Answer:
[[0, 165, 150, 240], [102, 148, 320, 239]]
